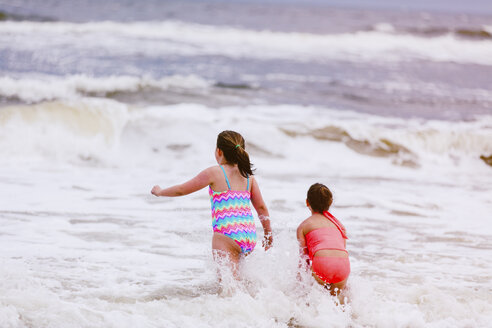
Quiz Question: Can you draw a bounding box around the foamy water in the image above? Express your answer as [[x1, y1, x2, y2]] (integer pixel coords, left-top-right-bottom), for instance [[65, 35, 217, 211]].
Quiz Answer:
[[1, 102, 491, 327]]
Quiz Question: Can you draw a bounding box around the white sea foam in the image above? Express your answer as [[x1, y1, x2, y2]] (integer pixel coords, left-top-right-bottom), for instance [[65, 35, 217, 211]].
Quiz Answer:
[[1, 20, 492, 65], [373, 22, 396, 33], [0, 75, 211, 103]]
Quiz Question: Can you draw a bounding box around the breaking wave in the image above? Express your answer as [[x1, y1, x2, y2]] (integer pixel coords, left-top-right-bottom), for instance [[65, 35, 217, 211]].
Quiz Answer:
[[0, 101, 490, 168]]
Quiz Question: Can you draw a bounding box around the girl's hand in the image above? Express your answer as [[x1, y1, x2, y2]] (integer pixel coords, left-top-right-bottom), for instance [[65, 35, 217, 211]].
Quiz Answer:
[[151, 185, 162, 196], [263, 230, 273, 251]]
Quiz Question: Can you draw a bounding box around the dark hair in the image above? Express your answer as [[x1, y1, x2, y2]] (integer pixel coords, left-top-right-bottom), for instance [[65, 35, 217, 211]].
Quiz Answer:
[[217, 130, 254, 178], [307, 183, 333, 213]]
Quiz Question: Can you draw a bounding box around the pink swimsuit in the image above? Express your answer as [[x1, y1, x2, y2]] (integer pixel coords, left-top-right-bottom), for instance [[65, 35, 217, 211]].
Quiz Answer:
[[305, 211, 350, 284]]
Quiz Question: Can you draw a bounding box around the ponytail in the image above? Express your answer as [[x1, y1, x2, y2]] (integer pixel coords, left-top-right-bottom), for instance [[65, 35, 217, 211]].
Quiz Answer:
[[217, 130, 254, 178], [234, 144, 254, 178]]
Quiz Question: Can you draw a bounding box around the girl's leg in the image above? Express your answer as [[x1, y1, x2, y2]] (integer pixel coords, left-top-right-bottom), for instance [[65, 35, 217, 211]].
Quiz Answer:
[[312, 271, 348, 303], [330, 278, 348, 304], [212, 232, 242, 278]]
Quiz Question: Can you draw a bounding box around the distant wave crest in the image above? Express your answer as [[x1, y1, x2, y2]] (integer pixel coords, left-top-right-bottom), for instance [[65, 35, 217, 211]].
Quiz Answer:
[[1, 20, 492, 65]]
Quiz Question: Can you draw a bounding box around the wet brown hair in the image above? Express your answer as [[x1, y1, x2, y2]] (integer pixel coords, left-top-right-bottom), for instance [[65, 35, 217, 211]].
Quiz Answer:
[[217, 130, 254, 178], [307, 183, 333, 213]]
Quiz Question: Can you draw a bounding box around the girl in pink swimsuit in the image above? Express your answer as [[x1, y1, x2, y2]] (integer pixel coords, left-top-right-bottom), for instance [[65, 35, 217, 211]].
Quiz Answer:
[[297, 183, 350, 296]]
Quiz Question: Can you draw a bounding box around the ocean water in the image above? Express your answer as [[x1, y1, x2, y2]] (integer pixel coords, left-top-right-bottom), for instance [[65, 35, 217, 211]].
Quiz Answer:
[[0, 1, 491, 327]]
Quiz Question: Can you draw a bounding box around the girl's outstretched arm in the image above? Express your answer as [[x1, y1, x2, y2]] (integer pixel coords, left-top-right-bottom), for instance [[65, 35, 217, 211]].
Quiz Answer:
[[151, 168, 213, 197], [250, 176, 273, 250]]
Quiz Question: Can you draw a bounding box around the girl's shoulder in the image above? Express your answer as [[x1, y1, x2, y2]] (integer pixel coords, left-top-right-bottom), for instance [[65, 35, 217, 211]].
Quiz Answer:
[[197, 166, 224, 184], [204, 165, 222, 175], [302, 214, 336, 233], [297, 215, 315, 233]]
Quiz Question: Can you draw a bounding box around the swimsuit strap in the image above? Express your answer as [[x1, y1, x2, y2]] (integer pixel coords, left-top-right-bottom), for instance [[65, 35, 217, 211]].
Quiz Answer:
[[323, 211, 348, 239], [246, 176, 250, 191], [219, 165, 231, 190]]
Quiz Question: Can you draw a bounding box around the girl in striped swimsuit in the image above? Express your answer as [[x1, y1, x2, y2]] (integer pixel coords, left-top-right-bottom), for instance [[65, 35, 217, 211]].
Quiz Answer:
[[151, 130, 272, 277]]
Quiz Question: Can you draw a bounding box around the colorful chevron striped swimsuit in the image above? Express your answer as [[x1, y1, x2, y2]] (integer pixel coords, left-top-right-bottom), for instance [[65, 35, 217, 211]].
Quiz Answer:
[[209, 165, 257, 254]]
